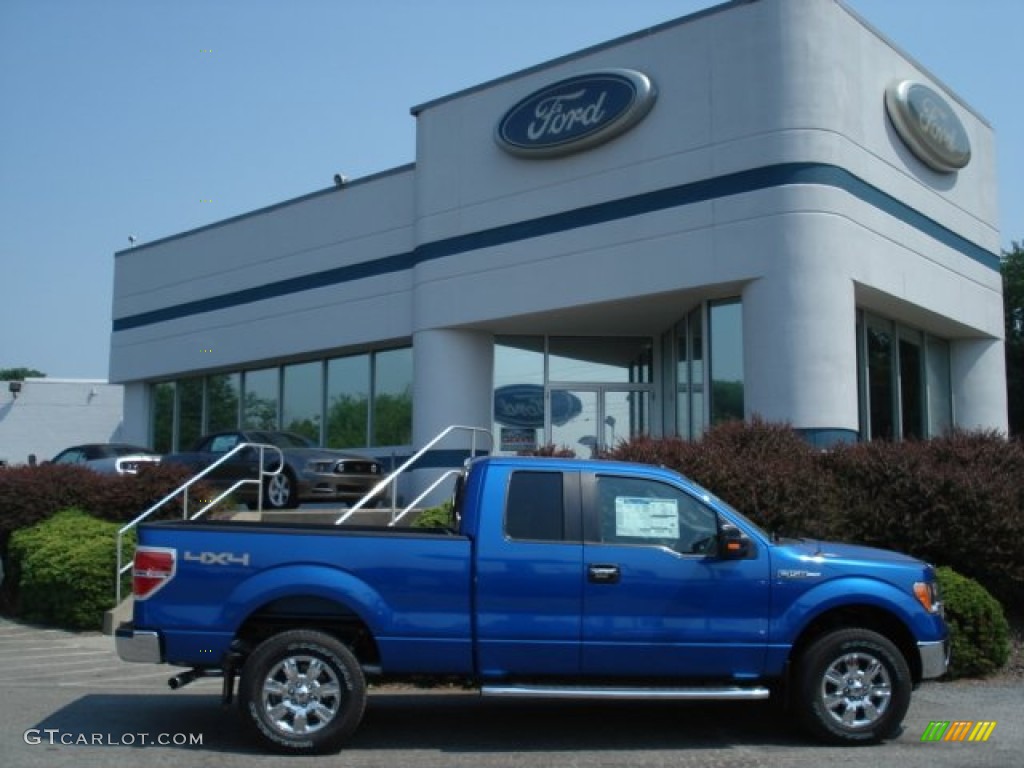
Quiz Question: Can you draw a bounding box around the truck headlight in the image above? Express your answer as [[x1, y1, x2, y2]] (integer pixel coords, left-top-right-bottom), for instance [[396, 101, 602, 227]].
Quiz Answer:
[[914, 581, 944, 616]]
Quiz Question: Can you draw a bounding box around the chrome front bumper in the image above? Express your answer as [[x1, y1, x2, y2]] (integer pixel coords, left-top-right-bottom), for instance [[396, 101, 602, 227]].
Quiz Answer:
[[918, 638, 950, 679], [115, 624, 163, 664]]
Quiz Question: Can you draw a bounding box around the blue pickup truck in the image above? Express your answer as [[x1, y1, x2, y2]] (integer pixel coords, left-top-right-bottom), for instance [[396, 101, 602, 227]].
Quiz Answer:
[[116, 455, 948, 753]]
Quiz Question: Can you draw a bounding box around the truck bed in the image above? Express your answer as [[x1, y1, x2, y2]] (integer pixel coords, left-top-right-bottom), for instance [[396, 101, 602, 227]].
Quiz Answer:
[[129, 519, 474, 674]]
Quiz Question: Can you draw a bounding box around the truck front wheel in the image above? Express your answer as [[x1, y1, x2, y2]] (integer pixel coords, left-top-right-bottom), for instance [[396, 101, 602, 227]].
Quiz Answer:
[[239, 629, 366, 754], [795, 628, 911, 745]]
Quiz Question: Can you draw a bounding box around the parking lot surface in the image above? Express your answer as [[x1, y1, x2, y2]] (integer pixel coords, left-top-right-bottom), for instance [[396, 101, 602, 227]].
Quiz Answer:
[[1, 616, 1019, 768]]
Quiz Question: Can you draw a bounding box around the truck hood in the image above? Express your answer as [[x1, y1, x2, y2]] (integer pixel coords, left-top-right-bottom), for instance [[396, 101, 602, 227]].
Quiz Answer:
[[777, 538, 924, 567]]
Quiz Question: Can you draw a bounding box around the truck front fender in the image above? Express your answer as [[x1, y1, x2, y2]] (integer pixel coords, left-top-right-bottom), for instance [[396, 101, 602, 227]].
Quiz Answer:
[[766, 576, 945, 676]]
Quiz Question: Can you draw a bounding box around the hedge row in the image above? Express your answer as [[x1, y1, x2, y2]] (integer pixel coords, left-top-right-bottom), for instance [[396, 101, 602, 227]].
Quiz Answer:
[[0, 463, 220, 539], [0, 463, 220, 610], [603, 420, 1024, 612]]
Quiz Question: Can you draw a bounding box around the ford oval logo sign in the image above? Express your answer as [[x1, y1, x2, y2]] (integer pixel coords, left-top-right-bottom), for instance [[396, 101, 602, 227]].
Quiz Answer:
[[494, 385, 583, 428], [885, 80, 971, 173], [496, 69, 656, 158]]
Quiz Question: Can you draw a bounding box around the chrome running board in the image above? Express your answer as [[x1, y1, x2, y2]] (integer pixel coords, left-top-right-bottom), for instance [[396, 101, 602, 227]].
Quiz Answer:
[[480, 684, 771, 701]]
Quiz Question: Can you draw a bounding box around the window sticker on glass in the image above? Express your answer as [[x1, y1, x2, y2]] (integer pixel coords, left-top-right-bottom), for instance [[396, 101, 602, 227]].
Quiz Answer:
[[615, 497, 679, 539]]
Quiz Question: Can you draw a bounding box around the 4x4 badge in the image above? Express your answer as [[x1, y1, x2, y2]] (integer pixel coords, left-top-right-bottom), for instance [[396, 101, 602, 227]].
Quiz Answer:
[[183, 551, 250, 567]]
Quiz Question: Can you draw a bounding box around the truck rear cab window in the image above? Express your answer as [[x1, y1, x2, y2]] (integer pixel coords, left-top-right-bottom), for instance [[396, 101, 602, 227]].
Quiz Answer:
[[505, 471, 565, 542]]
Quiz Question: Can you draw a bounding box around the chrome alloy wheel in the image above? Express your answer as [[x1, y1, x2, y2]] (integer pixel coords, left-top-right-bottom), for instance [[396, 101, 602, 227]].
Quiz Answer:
[[819, 651, 893, 729], [261, 655, 343, 736], [266, 473, 292, 508]]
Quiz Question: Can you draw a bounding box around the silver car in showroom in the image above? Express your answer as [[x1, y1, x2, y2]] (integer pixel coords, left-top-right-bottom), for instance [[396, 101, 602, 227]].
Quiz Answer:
[[161, 430, 383, 509]]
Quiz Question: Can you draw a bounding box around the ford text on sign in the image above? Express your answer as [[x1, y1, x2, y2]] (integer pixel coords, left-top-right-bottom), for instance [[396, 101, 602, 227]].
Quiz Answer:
[[496, 69, 656, 158]]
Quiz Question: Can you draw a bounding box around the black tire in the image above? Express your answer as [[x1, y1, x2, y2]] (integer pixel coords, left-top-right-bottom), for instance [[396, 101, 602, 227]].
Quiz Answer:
[[264, 470, 297, 509], [239, 629, 367, 754], [795, 628, 911, 745]]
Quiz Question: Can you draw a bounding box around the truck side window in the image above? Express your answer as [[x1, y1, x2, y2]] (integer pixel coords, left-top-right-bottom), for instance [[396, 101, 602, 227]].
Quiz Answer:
[[595, 475, 717, 555], [505, 471, 564, 542]]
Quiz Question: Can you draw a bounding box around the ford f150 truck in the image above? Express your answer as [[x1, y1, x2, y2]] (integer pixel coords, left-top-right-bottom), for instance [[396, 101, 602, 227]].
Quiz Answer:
[[116, 455, 949, 753]]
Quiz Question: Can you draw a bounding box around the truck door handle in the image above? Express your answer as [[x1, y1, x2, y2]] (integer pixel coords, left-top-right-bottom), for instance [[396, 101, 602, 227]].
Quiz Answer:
[[588, 564, 621, 584]]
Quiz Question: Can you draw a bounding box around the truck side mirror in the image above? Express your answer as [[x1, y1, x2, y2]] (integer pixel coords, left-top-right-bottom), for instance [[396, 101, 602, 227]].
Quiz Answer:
[[719, 522, 752, 559]]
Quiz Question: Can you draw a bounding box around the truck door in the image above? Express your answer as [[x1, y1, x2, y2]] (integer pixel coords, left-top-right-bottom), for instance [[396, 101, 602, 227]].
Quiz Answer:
[[473, 469, 584, 678], [580, 471, 771, 679]]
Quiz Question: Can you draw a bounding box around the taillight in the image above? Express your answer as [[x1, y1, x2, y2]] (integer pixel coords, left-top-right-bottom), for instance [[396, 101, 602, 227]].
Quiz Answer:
[[133, 547, 176, 599]]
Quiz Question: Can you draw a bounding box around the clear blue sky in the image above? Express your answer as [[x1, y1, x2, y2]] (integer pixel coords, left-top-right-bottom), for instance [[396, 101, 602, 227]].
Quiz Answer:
[[1, 0, 1020, 379]]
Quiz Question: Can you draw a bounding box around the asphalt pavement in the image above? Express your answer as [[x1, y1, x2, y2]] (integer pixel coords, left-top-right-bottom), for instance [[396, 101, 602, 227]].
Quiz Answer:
[[1, 616, 1019, 768]]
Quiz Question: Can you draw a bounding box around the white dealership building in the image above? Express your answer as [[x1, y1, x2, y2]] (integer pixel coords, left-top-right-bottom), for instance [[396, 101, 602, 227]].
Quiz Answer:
[[109, 0, 1006, 482]]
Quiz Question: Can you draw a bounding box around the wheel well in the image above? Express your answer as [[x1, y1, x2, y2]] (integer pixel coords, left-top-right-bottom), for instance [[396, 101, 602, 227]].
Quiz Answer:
[[272, 465, 296, 485], [234, 596, 380, 665], [789, 605, 921, 683]]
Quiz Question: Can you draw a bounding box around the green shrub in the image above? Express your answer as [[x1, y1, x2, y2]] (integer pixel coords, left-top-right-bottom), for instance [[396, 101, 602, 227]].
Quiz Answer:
[[412, 500, 455, 529], [0, 463, 221, 611], [7, 509, 133, 630], [937, 566, 1010, 678]]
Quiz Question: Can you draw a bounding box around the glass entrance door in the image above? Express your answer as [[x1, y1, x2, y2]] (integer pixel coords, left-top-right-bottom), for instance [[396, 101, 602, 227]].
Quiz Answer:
[[549, 387, 650, 457]]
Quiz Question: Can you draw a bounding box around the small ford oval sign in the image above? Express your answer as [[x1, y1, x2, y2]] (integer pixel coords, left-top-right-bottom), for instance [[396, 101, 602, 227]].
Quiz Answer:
[[494, 384, 583, 427], [885, 80, 971, 173], [496, 69, 656, 158]]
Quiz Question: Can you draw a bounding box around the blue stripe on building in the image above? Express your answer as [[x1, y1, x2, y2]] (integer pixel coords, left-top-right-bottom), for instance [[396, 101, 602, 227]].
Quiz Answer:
[[112, 162, 999, 333]]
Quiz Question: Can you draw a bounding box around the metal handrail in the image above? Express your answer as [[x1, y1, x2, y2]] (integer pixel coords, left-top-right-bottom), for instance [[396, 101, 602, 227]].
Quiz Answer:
[[335, 425, 492, 525], [115, 442, 283, 604], [387, 469, 462, 527]]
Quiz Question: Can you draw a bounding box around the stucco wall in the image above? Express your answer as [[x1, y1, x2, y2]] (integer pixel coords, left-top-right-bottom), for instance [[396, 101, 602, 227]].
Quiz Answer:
[[0, 379, 126, 466]]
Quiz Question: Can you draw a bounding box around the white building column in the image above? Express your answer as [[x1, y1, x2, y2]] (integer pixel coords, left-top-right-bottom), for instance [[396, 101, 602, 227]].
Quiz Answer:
[[951, 338, 1009, 433], [121, 382, 151, 447], [410, 328, 494, 504], [742, 266, 859, 444]]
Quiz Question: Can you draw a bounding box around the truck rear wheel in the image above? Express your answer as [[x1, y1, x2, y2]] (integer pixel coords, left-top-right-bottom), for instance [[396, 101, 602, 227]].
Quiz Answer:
[[239, 629, 366, 754], [795, 628, 911, 745]]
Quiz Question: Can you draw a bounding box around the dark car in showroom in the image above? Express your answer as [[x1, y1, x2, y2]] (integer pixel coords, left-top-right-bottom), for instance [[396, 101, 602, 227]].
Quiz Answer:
[[161, 430, 383, 509], [50, 443, 161, 474]]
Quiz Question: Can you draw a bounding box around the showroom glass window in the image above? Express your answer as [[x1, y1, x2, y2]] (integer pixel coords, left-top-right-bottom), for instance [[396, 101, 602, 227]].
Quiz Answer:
[[492, 337, 545, 452], [709, 300, 744, 425], [177, 377, 204, 451], [674, 299, 744, 439], [148, 345, 413, 452], [206, 373, 240, 433], [326, 354, 370, 449], [373, 348, 412, 446], [926, 337, 952, 436], [283, 361, 323, 443], [242, 368, 280, 430], [493, 336, 653, 457], [548, 337, 652, 383], [858, 312, 952, 440], [675, 307, 705, 440], [151, 382, 175, 453]]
